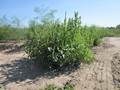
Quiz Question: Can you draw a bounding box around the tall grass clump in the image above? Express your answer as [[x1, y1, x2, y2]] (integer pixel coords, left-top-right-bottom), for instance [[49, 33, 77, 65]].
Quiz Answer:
[[25, 12, 94, 69]]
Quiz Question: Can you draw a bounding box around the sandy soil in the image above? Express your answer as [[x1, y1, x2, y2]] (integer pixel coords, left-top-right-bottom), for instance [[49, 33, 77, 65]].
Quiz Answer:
[[111, 52, 120, 90], [0, 37, 120, 90]]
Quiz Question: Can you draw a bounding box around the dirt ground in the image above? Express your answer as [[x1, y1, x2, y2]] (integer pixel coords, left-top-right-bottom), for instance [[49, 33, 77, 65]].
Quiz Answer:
[[111, 52, 120, 89], [0, 37, 120, 90]]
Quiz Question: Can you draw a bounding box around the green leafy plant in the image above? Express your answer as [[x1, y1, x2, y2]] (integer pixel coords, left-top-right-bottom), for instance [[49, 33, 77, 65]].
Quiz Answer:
[[25, 12, 95, 69], [64, 83, 74, 90]]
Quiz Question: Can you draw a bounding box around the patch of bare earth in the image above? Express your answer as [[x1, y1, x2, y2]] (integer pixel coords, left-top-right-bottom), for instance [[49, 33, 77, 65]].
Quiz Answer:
[[112, 53, 120, 90], [0, 37, 120, 90]]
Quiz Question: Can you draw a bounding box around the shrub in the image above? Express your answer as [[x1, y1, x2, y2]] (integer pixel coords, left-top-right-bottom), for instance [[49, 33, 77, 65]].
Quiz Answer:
[[25, 12, 94, 69]]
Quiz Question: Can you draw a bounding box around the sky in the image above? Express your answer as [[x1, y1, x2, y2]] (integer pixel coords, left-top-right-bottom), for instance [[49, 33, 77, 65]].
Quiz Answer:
[[0, 0, 120, 27]]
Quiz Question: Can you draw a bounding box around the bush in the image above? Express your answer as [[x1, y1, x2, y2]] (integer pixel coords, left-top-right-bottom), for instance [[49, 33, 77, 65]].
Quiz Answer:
[[25, 12, 94, 69]]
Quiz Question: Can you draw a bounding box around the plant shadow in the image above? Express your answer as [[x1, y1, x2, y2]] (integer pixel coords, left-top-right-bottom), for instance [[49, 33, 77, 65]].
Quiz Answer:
[[0, 57, 80, 86]]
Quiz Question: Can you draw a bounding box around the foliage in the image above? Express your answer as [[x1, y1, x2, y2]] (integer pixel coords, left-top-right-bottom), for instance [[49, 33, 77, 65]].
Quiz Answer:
[[64, 83, 74, 90], [0, 15, 26, 41], [25, 12, 95, 69], [0, 25, 27, 40]]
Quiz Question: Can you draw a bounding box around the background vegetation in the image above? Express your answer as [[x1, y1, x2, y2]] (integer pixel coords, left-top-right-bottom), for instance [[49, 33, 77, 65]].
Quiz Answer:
[[0, 16, 27, 41]]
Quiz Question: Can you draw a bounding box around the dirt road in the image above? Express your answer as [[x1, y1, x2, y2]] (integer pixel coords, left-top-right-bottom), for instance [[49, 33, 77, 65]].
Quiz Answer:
[[0, 37, 120, 90]]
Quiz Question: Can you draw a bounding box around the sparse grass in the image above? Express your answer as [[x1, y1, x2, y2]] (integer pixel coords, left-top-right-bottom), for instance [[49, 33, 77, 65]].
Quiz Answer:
[[40, 83, 74, 90]]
